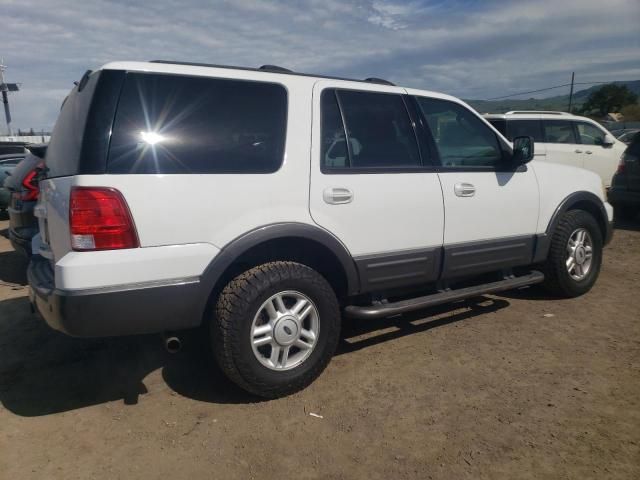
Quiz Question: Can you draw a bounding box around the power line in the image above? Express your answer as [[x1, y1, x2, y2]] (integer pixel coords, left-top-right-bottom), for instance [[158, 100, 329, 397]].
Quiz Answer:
[[485, 81, 615, 101]]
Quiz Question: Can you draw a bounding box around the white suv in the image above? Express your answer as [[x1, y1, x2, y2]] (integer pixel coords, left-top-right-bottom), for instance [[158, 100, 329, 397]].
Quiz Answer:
[[484, 111, 627, 187], [29, 61, 613, 398]]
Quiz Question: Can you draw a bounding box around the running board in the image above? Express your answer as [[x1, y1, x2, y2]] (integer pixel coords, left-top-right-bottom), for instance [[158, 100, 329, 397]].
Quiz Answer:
[[344, 271, 544, 320]]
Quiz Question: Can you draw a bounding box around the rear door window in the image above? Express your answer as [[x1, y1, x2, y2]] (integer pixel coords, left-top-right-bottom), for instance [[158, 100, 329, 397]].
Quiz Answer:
[[108, 73, 288, 174], [321, 89, 421, 170], [507, 120, 544, 142], [321, 90, 349, 168], [542, 120, 577, 144]]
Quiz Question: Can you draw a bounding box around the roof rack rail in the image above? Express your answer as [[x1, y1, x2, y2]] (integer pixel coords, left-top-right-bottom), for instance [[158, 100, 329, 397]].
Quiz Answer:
[[258, 65, 292, 73], [364, 77, 395, 86], [149, 60, 395, 87], [506, 110, 570, 115]]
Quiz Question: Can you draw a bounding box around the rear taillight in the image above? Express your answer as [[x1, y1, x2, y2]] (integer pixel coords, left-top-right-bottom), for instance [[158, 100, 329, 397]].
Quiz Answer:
[[21, 169, 39, 201], [70, 187, 139, 251]]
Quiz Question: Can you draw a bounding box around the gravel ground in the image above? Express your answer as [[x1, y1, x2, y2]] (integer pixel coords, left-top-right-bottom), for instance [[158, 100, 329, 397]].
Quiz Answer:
[[0, 216, 639, 479]]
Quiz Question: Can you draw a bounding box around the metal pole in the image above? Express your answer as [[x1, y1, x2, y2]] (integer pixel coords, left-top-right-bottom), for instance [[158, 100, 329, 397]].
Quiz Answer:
[[0, 59, 13, 136], [568, 72, 575, 113], [1, 90, 12, 136]]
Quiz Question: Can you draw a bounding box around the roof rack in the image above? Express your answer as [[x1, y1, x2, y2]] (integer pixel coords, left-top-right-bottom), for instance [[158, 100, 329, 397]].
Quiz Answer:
[[258, 65, 292, 73], [506, 111, 571, 115], [149, 60, 395, 87], [364, 77, 395, 86]]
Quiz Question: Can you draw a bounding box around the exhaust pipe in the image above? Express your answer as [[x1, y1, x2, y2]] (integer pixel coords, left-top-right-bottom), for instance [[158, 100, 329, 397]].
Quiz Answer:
[[163, 333, 182, 354]]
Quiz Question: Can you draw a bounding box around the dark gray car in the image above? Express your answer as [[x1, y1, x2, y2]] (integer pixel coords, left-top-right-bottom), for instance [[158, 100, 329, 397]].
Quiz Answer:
[[609, 134, 640, 220], [4, 145, 46, 256]]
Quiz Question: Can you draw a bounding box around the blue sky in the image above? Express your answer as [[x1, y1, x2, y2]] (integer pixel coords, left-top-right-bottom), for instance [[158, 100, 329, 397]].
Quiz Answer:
[[1, 0, 639, 130]]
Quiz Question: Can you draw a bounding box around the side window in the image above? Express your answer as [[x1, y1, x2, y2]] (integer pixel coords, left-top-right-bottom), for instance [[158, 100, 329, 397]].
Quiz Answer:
[[542, 120, 577, 144], [416, 97, 503, 167], [321, 90, 348, 168], [575, 122, 606, 146], [507, 120, 544, 142], [108, 73, 287, 174], [322, 90, 420, 170]]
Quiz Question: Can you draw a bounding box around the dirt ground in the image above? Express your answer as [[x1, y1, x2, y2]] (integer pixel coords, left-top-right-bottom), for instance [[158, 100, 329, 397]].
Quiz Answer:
[[0, 216, 639, 480]]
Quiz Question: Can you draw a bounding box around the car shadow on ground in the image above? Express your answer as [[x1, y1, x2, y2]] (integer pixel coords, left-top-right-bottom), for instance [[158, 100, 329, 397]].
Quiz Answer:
[[0, 295, 509, 416]]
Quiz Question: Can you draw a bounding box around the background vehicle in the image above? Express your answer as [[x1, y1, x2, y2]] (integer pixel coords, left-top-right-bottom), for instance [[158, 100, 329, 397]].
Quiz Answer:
[[29, 61, 613, 398], [609, 134, 640, 220], [0, 154, 26, 212], [5, 145, 46, 256], [0, 141, 27, 156], [611, 128, 639, 139], [617, 130, 640, 145], [484, 111, 627, 187]]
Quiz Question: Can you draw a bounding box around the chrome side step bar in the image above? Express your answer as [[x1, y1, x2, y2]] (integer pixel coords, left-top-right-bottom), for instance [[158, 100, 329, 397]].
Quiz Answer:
[[344, 271, 544, 320]]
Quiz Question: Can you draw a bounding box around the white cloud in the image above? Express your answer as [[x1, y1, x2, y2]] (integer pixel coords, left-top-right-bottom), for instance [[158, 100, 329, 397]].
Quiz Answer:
[[0, 0, 638, 129]]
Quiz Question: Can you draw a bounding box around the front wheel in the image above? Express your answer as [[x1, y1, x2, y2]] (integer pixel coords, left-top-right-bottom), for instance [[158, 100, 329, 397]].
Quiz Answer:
[[211, 261, 341, 398], [541, 210, 603, 298]]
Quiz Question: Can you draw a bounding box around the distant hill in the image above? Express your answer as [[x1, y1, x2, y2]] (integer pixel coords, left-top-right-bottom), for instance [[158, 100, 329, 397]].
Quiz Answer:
[[467, 80, 640, 114]]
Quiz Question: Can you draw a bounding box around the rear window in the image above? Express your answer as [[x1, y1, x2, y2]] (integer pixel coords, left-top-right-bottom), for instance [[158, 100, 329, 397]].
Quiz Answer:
[[45, 72, 102, 177], [0, 143, 26, 155], [487, 119, 506, 136], [507, 120, 544, 142], [108, 73, 288, 174]]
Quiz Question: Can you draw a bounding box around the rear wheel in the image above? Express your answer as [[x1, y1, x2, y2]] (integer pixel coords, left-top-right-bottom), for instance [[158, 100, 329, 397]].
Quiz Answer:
[[542, 210, 603, 297], [211, 261, 341, 398]]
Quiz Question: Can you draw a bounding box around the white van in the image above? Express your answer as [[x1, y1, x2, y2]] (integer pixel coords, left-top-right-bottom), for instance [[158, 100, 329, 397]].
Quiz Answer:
[[484, 111, 626, 187]]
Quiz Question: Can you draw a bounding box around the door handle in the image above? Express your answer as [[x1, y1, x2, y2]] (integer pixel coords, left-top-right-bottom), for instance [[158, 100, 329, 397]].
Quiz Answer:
[[454, 183, 475, 197], [323, 187, 353, 205], [575, 149, 583, 153], [585, 150, 593, 154]]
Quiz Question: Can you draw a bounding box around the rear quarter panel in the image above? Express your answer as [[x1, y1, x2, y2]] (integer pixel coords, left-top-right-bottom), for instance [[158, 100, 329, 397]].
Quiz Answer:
[[73, 73, 316, 250]]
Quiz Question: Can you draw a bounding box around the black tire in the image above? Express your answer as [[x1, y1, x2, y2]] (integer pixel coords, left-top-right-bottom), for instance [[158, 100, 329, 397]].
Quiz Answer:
[[211, 261, 341, 398], [541, 210, 603, 298]]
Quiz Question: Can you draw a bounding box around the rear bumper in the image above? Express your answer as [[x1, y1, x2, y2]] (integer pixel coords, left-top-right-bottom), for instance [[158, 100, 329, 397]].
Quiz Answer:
[[9, 227, 37, 257], [0, 188, 9, 209], [28, 256, 204, 337]]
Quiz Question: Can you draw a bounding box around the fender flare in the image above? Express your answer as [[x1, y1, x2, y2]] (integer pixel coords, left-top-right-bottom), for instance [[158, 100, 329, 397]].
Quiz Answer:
[[532, 191, 611, 263], [196, 222, 360, 318]]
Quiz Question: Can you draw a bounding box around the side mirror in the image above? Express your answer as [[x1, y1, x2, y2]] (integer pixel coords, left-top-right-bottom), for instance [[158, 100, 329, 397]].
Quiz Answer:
[[512, 136, 534, 165], [602, 133, 615, 146]]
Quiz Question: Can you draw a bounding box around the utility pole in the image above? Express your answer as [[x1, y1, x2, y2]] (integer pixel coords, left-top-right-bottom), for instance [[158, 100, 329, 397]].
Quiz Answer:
[[567, 72, 575, 113], [0, 59, 20, 136]]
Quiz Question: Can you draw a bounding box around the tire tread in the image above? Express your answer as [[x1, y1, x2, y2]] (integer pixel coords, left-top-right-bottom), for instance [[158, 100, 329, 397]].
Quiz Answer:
[[211, 261, 340, 398]]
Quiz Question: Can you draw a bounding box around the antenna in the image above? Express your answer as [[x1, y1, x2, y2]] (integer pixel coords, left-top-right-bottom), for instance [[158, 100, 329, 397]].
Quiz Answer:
[[0, 59, 21, 136]]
